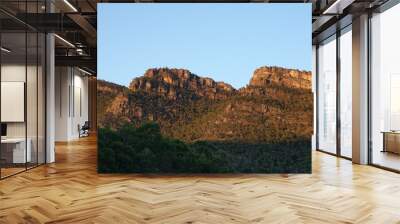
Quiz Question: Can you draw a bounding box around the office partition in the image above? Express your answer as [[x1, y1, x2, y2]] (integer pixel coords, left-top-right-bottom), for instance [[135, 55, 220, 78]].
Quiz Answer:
[[0, 1, 47, 179]]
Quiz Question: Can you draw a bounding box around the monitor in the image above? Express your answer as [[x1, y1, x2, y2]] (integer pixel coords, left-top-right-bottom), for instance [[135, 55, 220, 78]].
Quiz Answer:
[[1, 123, 7, 137]]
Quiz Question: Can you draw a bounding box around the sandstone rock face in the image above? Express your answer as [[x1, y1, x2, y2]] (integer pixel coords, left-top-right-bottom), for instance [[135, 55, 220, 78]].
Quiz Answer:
[[98, 66, 313, 142], [249, 66, 311, 90], [129, 68, 235, 100], [106, 94, 128, 115]]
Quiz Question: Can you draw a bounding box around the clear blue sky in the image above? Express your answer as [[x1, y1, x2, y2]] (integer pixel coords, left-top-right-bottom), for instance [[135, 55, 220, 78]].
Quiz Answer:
[[98, 4, 311, 88]]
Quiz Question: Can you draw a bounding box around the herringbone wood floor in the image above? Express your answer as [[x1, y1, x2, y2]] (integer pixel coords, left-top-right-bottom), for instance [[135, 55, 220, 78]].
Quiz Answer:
[[1, 135, 400, 224]]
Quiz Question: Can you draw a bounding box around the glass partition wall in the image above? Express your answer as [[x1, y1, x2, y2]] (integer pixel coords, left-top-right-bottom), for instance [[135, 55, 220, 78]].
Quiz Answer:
[[0, 31, 27, 177], [0, 4, 46, 179], [315, 1, 400, 171], [316, 25, 352, 159], [370, 3, 400, 171], [317, 35, 337, 155]]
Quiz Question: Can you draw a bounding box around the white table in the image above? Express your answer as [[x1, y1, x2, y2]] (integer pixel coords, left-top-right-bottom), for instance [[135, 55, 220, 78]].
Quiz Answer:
[[1, 138, 31, 163]]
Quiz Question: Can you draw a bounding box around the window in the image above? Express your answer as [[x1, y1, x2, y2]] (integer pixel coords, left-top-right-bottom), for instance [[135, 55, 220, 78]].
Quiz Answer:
[[317, 35, 337, 154], [370, 3, 400, 171], [339, 27, 352, 158]]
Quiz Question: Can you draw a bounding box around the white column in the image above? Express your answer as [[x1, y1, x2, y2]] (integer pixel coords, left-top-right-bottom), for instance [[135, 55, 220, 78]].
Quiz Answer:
[[352, 14, 369, 164], [55, 67, 73, 141], [46, 32, 55, 163]]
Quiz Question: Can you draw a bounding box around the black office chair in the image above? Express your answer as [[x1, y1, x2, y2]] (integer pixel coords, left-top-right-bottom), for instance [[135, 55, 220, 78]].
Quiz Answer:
[[79, 121, 90, 138]]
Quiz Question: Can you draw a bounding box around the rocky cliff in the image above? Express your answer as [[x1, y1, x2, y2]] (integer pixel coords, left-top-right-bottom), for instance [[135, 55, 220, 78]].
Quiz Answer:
[[249, 66, 311, 89], [129, 68, 236, 100], [98, 66, 313, 142]]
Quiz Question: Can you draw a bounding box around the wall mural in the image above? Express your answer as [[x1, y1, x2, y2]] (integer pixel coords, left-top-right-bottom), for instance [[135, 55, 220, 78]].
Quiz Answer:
[[97, 4, 312, 173]]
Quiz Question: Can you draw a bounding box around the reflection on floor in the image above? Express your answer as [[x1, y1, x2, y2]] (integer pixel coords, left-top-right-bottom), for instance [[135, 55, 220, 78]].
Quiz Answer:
[[373, 150, 400, 171], [0, 167, 25, 178], [0, 136, 400, 223], [0, 163, 42, 178]]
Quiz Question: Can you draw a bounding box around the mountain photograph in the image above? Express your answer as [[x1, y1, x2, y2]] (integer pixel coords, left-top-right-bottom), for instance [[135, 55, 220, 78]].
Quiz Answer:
[[98, 67, 312, 173], [97, 4, 312, 173]]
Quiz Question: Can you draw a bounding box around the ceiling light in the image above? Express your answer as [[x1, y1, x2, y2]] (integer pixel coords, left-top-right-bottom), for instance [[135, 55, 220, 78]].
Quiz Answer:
[[76, 48, 85, 55], [323, 0, 341, 14], [323, 0, 355, 15], [54, 34, 75, 48], [1, 47, 11, 53], [63, 0, 78, 12], [78, 67, 93, 76]]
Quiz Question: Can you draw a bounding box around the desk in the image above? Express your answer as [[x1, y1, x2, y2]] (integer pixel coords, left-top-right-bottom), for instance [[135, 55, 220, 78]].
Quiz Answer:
[[381, 131, 400, 154], [1, 138, 31, 163]]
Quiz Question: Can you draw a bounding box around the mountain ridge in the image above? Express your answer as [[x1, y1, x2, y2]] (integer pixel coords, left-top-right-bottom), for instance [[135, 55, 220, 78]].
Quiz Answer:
[[129, 68, 236, 100], [97, 66, 312, 143]]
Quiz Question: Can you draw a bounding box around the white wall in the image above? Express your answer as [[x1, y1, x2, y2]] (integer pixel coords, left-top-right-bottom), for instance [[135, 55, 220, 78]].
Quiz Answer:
[[71, 73, 89, 138], [55, 66, 70, 141], [1, 65, 40, 138], [1, 65, 26, 140], [55, 67, 89, 141]]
